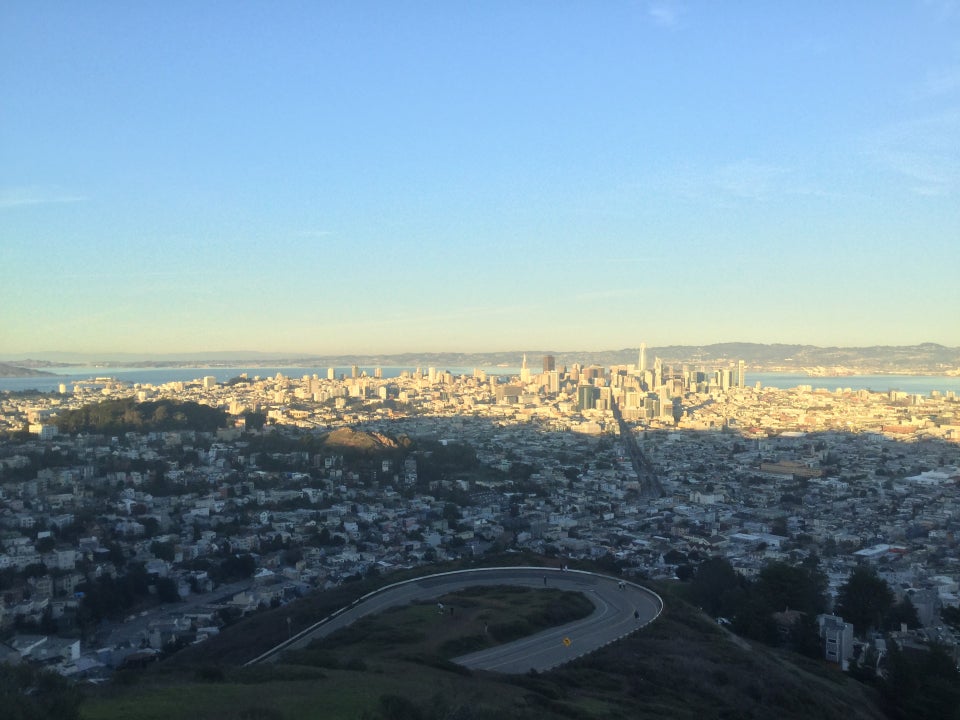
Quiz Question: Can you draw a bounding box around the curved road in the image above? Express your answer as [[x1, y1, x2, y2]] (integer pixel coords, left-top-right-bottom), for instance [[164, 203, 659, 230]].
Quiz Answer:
[[250, 567, 662, 674]]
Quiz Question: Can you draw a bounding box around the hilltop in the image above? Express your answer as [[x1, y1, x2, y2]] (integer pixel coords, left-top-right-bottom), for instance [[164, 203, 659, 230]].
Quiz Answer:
[[0, 361, 56, 378]]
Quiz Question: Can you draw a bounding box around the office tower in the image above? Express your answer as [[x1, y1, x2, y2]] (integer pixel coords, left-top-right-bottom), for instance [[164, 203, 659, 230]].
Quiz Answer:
[[577, 384, 600, 410], [639, 343, 647, 373], [203, 376, 217, 389], [720, 368, 731, 391], [520, 354, 531, 383], [547, 370, 560, 393], [737, 360, 745, 388], [351, 365, 359, 379], [374, 367, 382, 379], [542, 355, 556, 372], [327, 367, 335, 380], [428, 367, 437, 384]]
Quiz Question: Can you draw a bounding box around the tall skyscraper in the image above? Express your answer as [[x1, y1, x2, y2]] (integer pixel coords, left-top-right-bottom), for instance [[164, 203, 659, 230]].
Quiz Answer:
[[542, 354, 556, 372], [737, 360, 745, 388], [639, 343, 647, 373], [520, 354, 531, 383]]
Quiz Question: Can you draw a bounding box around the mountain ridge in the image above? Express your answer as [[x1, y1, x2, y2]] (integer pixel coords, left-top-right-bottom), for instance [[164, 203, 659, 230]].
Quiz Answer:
[[5, 343, 959, 374]]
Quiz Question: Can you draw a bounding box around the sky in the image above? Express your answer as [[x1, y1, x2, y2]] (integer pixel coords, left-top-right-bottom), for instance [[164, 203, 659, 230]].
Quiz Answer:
[[2, 1, 959, 357]]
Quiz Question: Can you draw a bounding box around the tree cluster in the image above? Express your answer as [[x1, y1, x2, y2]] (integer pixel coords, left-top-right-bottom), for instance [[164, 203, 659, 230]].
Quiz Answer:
[[687, 557, 827, 655], [0, 663, 81, 720], [55, 398, 227, 434], [835, 565, 919, 636], [881, 640, 960, 720]]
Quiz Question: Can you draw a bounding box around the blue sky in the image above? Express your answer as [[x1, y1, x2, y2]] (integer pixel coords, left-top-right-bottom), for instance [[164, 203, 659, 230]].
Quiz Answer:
[[2, 1, 959, 356]]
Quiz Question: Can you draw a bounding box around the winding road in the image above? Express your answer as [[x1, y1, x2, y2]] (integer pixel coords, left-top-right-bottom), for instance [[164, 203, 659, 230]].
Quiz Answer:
[[248, 567, 662, 674]]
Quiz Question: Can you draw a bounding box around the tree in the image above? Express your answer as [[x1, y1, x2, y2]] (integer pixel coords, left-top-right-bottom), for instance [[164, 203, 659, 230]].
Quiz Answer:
[[155, 577, 180, 604], [941, 605, 960, 632], [881, 640, 960, 720], [731, 594, 778, 644], [834, 565, 894, 636], [885, 595, 921, 631], [35, 535, 56, 554], [675, 564, 694, 582], [0, 663, 82, 720], [754, 560, 827, 616], [788, 611, 824, 659], [150, 540, 175, 562], [689, 557, 743, 618], [770, 516, 789, 537]]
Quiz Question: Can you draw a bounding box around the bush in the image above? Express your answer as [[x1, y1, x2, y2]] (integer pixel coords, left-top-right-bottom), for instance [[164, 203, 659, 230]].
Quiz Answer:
[[195, 665, 225, 682]]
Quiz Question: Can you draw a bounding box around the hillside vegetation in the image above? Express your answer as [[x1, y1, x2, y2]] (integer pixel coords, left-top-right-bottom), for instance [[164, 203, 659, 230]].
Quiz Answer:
[[55, 399, 227, 434], [76, 568, 889, 720]]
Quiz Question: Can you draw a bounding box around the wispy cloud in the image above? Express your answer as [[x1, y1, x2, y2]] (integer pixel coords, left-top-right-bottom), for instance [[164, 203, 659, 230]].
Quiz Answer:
[[864, 108, 960, 196], [574, 158, 831, 218], [647, 1, 683, 28], [713, 160, 790, 199], [0, 186, 85, 209], [666, 159, 826, 203]]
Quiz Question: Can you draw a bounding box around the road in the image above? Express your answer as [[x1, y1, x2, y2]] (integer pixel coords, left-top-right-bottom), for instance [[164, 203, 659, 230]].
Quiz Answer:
[[252, 567, 662, 674]]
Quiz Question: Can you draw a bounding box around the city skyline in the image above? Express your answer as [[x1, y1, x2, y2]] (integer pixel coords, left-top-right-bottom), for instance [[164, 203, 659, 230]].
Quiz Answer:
[[2, 3, 959, 355]]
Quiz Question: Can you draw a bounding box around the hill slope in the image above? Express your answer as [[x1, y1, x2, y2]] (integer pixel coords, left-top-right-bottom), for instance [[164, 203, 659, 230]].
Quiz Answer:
[[80, 575, 886, 720]]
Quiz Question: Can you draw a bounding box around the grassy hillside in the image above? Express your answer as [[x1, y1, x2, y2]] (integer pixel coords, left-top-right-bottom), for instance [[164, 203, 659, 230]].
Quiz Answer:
[[79, 576, 887, 720]]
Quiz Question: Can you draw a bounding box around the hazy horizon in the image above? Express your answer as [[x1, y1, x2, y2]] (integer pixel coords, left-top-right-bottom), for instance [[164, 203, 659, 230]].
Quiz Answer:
[[3, 3, 958, 355], [3, 340, 960, 366]]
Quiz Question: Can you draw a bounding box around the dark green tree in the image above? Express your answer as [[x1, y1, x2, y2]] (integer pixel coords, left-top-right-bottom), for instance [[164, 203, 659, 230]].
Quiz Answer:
[[731, 593, 778, 643], [788, 611, 824, 659], [754, 560, 827, 615], [881, 640, 960, 720], [0, 663, 82, 720], [150, 540, 175, 562], [885, 595, 921, 631], [834, 565, 894, 636], [689, 557, 743, 618], [941, 605, 960, 632], [155, 577, 181, 604]]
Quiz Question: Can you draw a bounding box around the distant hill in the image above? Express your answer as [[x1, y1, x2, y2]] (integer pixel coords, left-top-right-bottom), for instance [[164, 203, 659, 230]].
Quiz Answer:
[[10, 343, 960, 374], [0, 362, 56, 378]]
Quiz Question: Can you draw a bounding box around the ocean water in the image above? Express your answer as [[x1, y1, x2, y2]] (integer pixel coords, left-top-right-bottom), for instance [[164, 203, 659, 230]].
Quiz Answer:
[[750, 373, 960, 395]]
